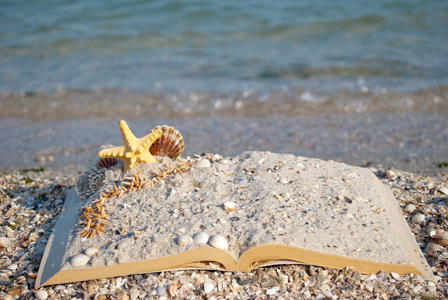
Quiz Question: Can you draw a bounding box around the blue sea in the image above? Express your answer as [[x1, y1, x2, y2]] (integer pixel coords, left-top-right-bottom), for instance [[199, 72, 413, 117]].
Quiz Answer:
[[1, 0, 448, 95]]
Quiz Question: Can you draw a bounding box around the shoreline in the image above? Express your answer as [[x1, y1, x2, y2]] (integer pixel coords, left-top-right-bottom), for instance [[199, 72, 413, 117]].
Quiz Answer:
[[1, 85, 448, 122], [1, 112, 447, 178]]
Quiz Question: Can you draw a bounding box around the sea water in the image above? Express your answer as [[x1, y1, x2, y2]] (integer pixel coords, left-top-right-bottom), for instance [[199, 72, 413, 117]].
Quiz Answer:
[[1, 0, 447, 95]]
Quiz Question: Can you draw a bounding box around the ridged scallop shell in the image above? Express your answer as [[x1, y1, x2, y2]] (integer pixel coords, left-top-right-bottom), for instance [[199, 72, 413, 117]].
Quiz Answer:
[[177, 235, 193, 246], [208, 234, 228, 249], [86, 145, 121, 170], [96, 157, 121, 169], [193, 232, 209, 244], [70, 253, 90, 267], [149, 125, 184, 159], [75, 167, 106, 200]]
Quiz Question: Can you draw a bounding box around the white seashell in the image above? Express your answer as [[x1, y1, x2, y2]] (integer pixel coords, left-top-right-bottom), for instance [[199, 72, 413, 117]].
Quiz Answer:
[[208, 234, 228, 249], [278, 178, 289, 184], [435, 232, 448, 246], [322, 290, 333, 298], [437, 186, 448, 195], [266, 288, 279, 295], [203, 279, 215, 293], [427, 228, 437, 238], [411, 213, 425, 224], [35, 290, 48, 300], [193, 232, 209, 244], [84, 247, 99, 257], [404, 204, 416, 214], [176, 235, 193, 246], [224, 202, 238, 212], [0, 236, 12, 248], [70, 253, 90, 267], [130, 289, 140, 300], [196, 159, 211, 168], [320, 283, 330, 292], [75, 167, 106, 200]]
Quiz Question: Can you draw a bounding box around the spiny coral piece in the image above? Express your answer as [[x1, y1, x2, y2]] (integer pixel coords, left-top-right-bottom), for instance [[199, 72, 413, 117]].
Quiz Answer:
[[149, 125, 184, 160], [98, 120, 162, 171], [153, 161, 192, 183], [77, 196, 109, 238]]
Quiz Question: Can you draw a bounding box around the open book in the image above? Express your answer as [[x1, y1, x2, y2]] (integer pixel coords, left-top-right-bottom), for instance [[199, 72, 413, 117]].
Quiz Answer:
[[36, 152, 432, 287]]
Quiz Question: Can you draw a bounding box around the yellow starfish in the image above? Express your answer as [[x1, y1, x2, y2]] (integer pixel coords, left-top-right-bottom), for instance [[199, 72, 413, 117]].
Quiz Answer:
[[98, 120, 162, 171]]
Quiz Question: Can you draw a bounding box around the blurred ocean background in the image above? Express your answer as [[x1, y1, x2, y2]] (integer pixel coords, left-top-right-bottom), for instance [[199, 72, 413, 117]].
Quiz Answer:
[[1, 0, 448, 95], [1, 0, 447, 173]]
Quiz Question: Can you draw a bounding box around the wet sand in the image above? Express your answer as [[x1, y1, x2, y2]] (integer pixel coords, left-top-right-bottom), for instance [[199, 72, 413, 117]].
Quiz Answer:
[[1, 113, 447, 178]]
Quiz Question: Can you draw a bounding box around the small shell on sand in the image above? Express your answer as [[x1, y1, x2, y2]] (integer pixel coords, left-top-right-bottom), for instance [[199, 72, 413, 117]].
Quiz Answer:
[[84, 247, 99, 257], [96, 157, 121, 169], [177, 235, 193, 246], [404, 204, 416, 214], [149, 125, 184, 159], [70, 253, 90, 267], [0, 236, 12, 248], [195, 159, 211, 168], [208, 234, 228, 249], [278, 178, 289, 184], [437, 186, 448, 195], [435, 232, 448, 246], [193, 232, 209, 244], [203, 279, 215, 293], [224, 202, 238, 212], [35, 290, 48, 300]]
